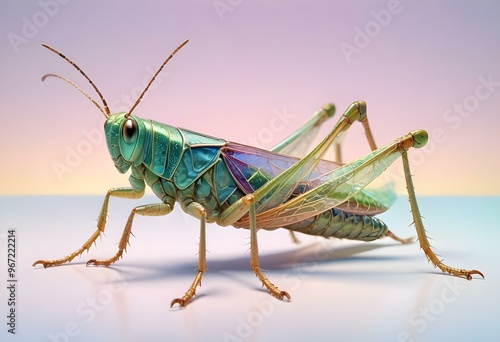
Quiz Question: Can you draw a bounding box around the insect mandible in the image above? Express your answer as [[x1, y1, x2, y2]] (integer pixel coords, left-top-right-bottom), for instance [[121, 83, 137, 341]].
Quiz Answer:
[[33, 39, 484, 307]]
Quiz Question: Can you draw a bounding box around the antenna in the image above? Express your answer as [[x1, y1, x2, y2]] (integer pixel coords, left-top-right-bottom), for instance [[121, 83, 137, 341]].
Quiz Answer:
[[41, 73, 109, 117], [126, 39, 189, 118], [42, 44, 110, 118]]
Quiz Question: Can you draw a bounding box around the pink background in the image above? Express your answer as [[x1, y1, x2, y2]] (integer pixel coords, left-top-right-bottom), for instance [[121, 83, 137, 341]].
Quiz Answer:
[[1, 1, 500, 195], [1, 3, 499, 342]]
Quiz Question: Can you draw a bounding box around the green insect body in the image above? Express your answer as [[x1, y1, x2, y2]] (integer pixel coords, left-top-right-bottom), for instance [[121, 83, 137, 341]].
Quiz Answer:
[[105, 112, 241, 220], [34, 40, 484, 308], [106, 111, 390, 242]]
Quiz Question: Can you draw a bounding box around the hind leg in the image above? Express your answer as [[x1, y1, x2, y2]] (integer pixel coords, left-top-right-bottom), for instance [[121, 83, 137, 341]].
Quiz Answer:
[[400, 149, 483, 279], [385, 230, 414, 244]]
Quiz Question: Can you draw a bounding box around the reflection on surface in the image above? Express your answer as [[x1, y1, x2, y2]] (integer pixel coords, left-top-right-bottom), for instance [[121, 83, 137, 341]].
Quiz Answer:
[[0, 196, 498, 341]]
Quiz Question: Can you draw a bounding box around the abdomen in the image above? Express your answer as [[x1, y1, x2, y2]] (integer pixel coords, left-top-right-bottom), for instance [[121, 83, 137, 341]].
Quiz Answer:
[[284, 208, 388, 241]]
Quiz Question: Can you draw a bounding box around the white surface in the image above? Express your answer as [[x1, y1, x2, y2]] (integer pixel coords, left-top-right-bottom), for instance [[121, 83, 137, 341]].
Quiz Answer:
[[0, 195, 499, 341]]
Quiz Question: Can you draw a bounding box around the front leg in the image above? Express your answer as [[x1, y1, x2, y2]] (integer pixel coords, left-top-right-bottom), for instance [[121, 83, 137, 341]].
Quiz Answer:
[[33, 187, 144, 268]]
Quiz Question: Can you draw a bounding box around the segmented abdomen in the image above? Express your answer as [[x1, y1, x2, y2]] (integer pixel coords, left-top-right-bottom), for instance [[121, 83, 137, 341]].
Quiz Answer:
[[285, 208, 388, 241]]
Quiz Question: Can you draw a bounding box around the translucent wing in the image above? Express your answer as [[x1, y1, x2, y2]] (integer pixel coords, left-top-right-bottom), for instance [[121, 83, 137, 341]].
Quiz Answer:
[[235, 138, 402, 229], [222, 142, 395, 219], [335, 182, 396, 215], [220, 102, 391, 226], [221, 142, 341, 197]]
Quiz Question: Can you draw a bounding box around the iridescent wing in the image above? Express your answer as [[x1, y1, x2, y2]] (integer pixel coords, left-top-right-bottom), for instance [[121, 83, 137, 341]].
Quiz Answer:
[[221, 140, 395, 223], [235, 138, 402, 229], [221, 142, 340, 195], [218, 102, 395, 229]]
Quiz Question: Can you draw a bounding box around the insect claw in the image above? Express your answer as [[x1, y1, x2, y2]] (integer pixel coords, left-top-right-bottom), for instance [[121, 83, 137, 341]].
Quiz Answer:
[[275, 291, 291, 301], [32, 260, 46, 268], [467, 269, 485, 279], [170, 298, 186, 308]]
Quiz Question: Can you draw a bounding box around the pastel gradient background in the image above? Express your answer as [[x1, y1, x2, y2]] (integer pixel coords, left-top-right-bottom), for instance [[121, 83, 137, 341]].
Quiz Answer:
[[1, 2, 500, 342], [1, 0, 500, 195]]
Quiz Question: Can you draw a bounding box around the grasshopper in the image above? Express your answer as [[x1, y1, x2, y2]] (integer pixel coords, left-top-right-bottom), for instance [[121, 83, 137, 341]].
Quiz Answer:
[[33, 40, 483, 307]]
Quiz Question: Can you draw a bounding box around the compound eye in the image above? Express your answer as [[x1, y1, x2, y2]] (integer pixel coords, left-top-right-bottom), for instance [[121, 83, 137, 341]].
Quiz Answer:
[[122, 118, 137, 143]]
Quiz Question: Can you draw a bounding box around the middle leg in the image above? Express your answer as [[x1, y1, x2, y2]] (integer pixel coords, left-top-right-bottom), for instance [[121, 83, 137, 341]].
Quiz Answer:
[[249, 199, 291, 301]]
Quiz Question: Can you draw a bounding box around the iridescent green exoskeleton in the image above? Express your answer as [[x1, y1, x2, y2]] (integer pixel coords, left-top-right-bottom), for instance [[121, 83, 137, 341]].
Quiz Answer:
[[33, 40, 484, 307]]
